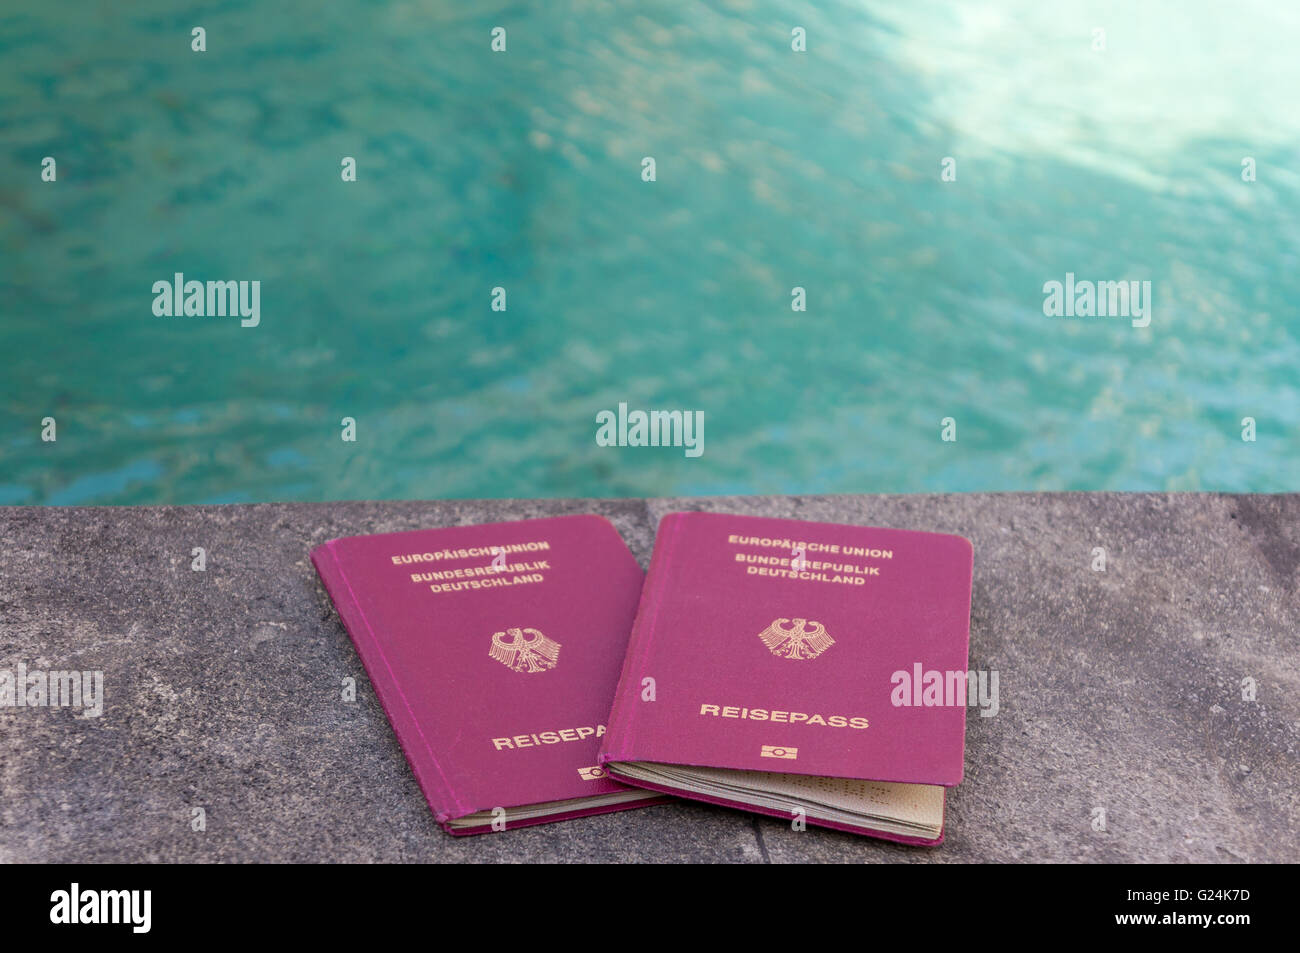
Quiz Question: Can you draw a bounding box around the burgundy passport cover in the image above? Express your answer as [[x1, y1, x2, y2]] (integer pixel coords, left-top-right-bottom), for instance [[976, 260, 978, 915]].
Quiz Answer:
[[311, 515, 661, 835], [599, 511, 974, 842]]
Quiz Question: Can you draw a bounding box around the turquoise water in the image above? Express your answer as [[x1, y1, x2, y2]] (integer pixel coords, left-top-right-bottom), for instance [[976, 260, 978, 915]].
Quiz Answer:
[[3, 1, 1298, 504]]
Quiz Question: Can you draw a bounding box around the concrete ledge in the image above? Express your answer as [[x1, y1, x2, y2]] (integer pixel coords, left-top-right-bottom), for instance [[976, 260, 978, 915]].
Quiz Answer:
[[1, 494, 1297, 862]]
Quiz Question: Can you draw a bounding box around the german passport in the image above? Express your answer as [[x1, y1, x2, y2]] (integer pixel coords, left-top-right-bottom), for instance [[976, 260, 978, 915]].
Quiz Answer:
[[599, 511, 974, 844], [311, 515, 664, 834]]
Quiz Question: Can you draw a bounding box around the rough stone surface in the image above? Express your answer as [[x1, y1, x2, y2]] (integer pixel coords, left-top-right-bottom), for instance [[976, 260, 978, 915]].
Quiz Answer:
[[1, 494, 1296, 863]]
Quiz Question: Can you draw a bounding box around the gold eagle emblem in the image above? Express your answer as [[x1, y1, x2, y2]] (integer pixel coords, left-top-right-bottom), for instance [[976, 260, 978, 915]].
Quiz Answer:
[[757, 617, 835, 660], [489, 627, 561, 673]]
